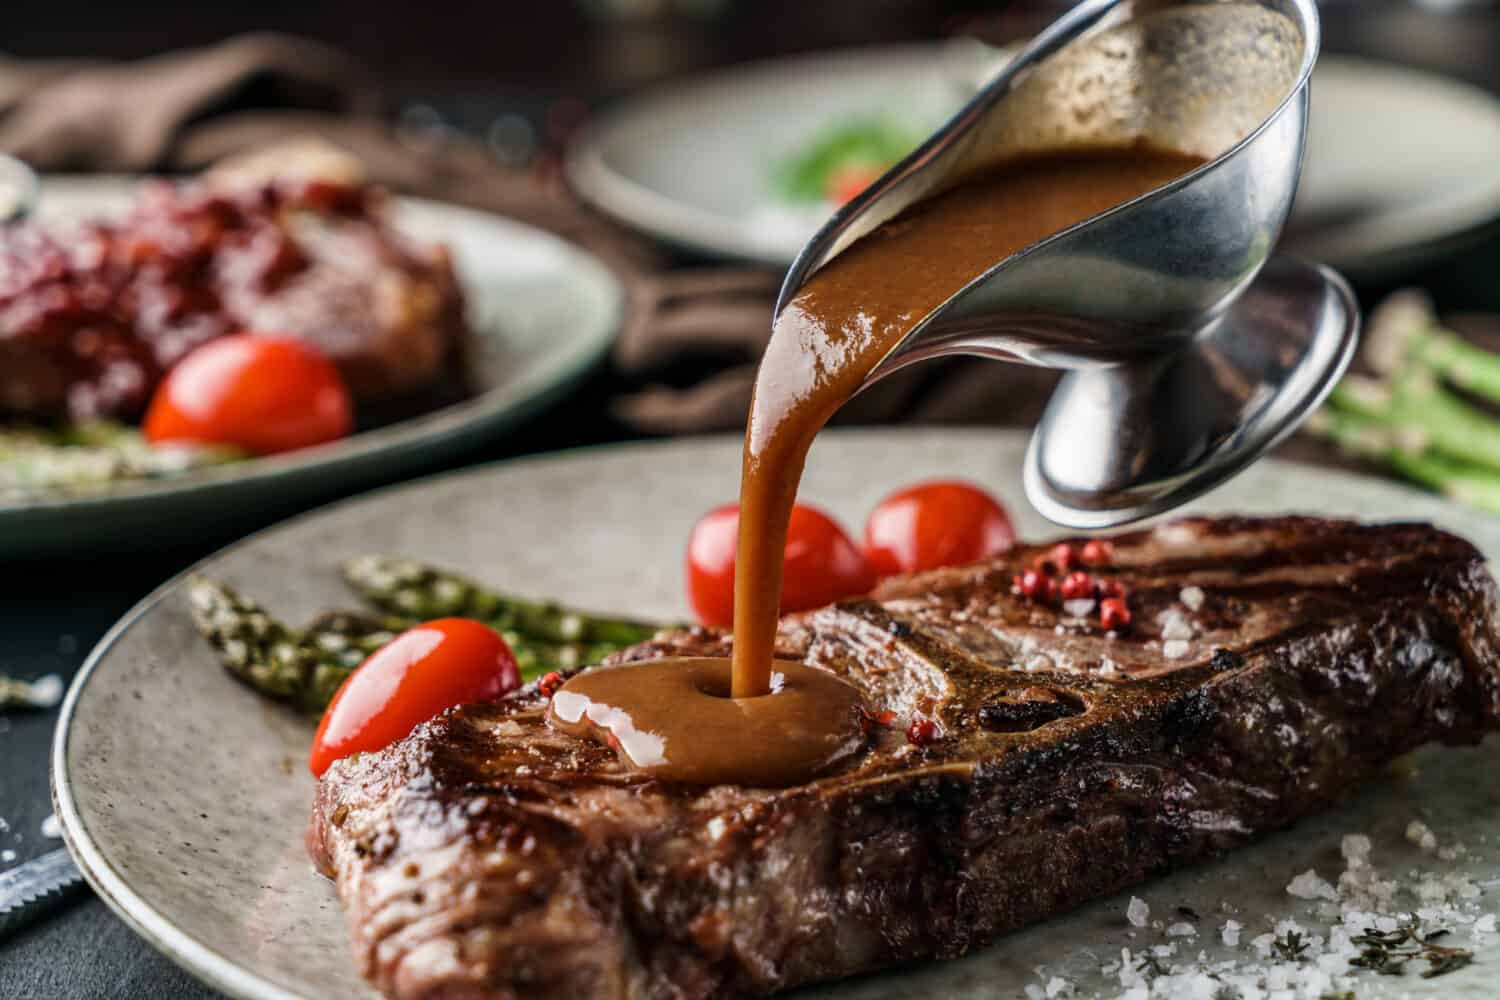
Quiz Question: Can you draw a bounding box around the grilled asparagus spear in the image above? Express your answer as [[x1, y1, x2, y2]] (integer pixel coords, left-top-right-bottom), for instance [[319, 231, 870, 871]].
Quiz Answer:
[[340, 556, 662, 646], [1366, 289, 1500, 406], [191, 564, 665, 710], [186, 577, 345, 712], [302, 607, 621, 680], [0, 421, 239, 498], [1310, 288, 1500, 511], [1327, 373, 1500, 475], [1308, 407, 1500, 514]]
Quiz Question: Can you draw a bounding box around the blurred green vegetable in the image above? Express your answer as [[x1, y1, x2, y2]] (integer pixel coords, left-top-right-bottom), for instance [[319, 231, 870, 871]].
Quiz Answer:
[[0, 421, 239, 500], [1311, 289, 1500, 512], [773, 117, 922, 203]]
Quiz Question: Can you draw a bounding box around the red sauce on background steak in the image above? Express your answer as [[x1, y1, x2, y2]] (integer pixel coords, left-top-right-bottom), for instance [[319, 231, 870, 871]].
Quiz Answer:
[[0, 177, 467, 422]]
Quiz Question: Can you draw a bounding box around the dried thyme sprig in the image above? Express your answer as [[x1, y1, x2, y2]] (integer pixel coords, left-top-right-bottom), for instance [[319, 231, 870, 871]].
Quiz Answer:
[[1273, 928, 1310, 963], [1351, 919, 1474, 980]]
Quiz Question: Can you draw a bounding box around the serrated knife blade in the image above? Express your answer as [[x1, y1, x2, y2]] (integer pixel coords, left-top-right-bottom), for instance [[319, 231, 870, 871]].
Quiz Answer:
[[0, 848, 87, 939]]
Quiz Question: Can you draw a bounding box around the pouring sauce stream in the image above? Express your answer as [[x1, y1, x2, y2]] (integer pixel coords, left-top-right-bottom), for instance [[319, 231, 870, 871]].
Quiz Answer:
[[730, 148, 1204, 698], [551, 147, 1203, 785]]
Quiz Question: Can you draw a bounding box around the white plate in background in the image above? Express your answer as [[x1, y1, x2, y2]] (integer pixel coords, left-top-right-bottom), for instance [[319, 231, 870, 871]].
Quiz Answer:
[[569, 47, 1500, 280]]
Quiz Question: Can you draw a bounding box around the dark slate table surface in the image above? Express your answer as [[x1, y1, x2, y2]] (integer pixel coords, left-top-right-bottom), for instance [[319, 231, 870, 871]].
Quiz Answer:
[[7, 2, 1500, 997]]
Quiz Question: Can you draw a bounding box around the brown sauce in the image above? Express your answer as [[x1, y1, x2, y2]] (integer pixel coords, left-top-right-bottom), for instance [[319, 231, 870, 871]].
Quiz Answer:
[[547, 658, 867, 785], [547, 146, 1204, 786]]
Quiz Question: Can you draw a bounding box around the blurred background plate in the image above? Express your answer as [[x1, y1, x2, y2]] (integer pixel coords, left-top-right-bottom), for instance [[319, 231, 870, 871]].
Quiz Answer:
[[568, 45, 1500, 282], [53, 428, 1500, 1000], [0, 177, 623, 559]]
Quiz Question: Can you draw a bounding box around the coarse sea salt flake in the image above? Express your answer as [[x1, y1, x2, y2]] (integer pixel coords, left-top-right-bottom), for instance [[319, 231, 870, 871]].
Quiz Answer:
[[1286, 868, 1337, 901], [1438, 842, 1468, 861], [1163, 639, 1191, 659], [1221, 919, 1242, 946], [1166, 921, 1197, 937], [1155, 522, 1199, 548], [1405, 819, 1438, 851], [1063, 598, 1096, 618], [1179, 585, 1206, 611], [1127, 896, 1150, 927], [1163, 618, 1194, 641], [1340, 833, 1372, 864]]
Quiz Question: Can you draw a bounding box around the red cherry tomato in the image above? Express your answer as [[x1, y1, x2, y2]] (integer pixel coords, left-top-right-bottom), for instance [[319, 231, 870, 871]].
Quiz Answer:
[[144, 333, 353, 455], [826, 162, 885, 205], [864, 480, 1016, 577], [685, 502, 875, 627], [309, 618, 519, 777]]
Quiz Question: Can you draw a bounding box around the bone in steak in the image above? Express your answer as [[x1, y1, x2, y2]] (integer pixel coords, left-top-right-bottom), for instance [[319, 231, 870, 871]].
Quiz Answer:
[[308, 515, 1500, 999]]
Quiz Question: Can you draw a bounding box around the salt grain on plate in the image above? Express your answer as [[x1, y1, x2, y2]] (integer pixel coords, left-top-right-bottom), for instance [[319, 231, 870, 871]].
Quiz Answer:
[[1127, 896, 1150, 927], [1179, 585, 1206, 611], [1221, 919, 1242, 946], [21, 674, 63, 709], [1406, 818, 1438, 851], [1154, 522, 1199, 548], [1439, 842, 1468, 862], [1158, 609, 1194, 641], [40, 813, 60, 839], [1165, 921, 1197, 937], [1286, 868, 1337, 901], [1162, 639, 1191, 659], [1340, 833, 1372, 865]]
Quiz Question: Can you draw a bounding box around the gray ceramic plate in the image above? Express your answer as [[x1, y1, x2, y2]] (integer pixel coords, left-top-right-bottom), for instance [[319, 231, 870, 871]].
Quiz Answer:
[[53, 429, 1500, 998], [569, 46, 1500, 281], [1, 177, 622, 558]]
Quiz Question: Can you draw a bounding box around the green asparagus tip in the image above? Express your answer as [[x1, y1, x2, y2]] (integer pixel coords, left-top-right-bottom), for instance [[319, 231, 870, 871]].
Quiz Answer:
[[1365, 288, 1437, 376]]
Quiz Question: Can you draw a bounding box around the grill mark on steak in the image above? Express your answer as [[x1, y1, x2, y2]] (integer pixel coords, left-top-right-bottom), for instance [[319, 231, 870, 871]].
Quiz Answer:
[[308, 516, 1500, 999]]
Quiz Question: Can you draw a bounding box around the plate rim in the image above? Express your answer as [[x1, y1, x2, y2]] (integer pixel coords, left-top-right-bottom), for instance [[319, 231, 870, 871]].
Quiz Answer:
[[567, 45, 1500, 277], [3, 184, 625, 526], [48, 427, 1487, 1000]]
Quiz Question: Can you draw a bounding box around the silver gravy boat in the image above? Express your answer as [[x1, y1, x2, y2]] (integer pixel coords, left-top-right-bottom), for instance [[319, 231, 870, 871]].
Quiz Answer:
[[776, 0, 1357, 527]]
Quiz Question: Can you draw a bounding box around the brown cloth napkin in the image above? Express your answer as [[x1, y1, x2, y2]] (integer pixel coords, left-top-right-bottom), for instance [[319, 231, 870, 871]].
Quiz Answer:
[[0, 33, 1065, 438]]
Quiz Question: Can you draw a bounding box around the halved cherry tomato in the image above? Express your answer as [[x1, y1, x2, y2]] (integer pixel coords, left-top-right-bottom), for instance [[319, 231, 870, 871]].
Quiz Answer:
[[144, 333, 352, 455], [686, 502, 875, 627], [826, 162, 885, 205], [309, 618, 519, 777], [863, 480, 1015, 577]]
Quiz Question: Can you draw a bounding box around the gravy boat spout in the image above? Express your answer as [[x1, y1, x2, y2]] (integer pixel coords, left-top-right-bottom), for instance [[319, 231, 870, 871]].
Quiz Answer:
[[777, 0, 1358, 527]]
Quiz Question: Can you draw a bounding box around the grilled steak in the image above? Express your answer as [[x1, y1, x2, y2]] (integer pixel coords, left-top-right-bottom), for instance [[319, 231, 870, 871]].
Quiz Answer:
[[0, 169, 467, 422], [308, 516, 1500, 999]]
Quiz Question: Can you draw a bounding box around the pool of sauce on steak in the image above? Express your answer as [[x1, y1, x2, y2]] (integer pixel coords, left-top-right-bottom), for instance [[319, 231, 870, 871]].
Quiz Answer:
[[549, 146, 1204, 786]]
